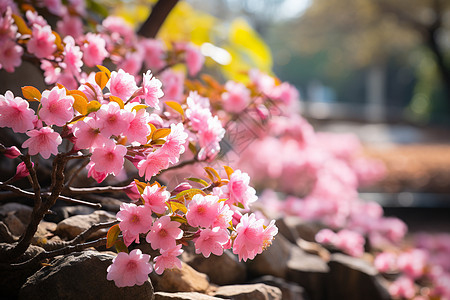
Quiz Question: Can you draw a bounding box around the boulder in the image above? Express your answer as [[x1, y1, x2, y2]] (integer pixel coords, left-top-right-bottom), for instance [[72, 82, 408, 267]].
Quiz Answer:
[[155, 292, 222, 300], [212, 283, 282, 300], [150, 261, 210, 293], [251, 275, 308, 300], [19, 250, 154, 299], [326, 253, 390, 300], [286, 247, 329, 300], [183, 250, 246, 285], [55, 210, 116, 239], [246, 234, 292, 279], [277, 217, 325, 243], [0, 203, 33, 225]]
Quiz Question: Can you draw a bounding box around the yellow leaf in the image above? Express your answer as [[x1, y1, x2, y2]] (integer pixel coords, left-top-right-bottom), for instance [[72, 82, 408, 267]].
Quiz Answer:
[[175, 188, 206, 201], [95, 72, 109, 90], [152, 128, 171, 140], [71, 94, 88, 115], [147, 123, 157, 141], [186, 177, 209, 187], [21, 86, 41, 101], [86, 100, 101, 114], [204, 167, 221, 182], [67, 89, 88, 100], [132, 104, 147, 112], [114, 240, 129, 253], [109, 95, 124, 109], [224, 166, 234, 179], [134, 179, 147, 195], [169, 201, 188, 214], [52, 31, 64, 52], [12, 14, 31, 35], [106, 224, 120, 248], [170, 215, 187, 224], [165, 101, 184, 117], [96, 65, 111, 78]]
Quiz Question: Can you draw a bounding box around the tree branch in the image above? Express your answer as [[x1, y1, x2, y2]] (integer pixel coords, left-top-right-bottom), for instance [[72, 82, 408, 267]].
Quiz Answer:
[[137, 0, 180, 38]]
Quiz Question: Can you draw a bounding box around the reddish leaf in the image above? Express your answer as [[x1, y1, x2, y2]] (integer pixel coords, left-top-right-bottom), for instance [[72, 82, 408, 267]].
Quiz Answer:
[[106, 224, 120, 248]]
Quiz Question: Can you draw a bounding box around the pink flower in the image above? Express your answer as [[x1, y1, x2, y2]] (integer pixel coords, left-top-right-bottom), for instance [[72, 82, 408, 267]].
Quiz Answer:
[[90, 139, 127, 175], [61, 36, 83, 74], [374, 252, 397, 273], [43, 0, 66, 16], [0, 91, 36, 133], [117, 203, 153, 246], [72, 117, 109, 150], [195, 227, 229, 258], [137, 149, 170, 181], [335, 229, 365, 257], [397, 249, 428, 279], [107, 69, 138, 100], [140, 70, 163, 109], [212, 203, 233, 229], [3, 146, 21, 159], [81, 33, 108, 67], [86, 161, 108, 183], [107, 249, 152, 287], [221, 81, 251, 113], [56, 15, 83, 38], [223, 170, 257, 209], [124, 181, 141, 202], [0, 39, 23, 72], [186, 194, 221, 228], [160, 69, 184, 101], [102, 16, 134, 45], [315, 229, 338, 244], [95, 102, 132, 137], [27, 24, 56, 59], [185, 43, 204, 76], [197, 116, 225, 160], [153, 244, 183, 275], [388, 276, 416, 299], [142, 184, 169, 214], [232, 213, 265, 262], [117, 51, 143, 76], [160, 123, 188, 164], [39, 87, 74, 126], [40, 60, 61, 85], [12, 161, 31, 181], [123, 104, 151, 145], [22, 127, 62, 159], [146, 215, 183, 250], [140, 38, 165, 70]]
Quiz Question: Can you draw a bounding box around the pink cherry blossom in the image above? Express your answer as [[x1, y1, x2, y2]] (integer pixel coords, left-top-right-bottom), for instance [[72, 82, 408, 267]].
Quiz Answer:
[[117, 51, 143, 76], [25, 10, 47, 27], [95, 102, 132, 137], [61, 36, 83, 74], [223, 170, 258, 209], [146, 215, 183, 250], [315, 229, 338, 245], [122, 106, 150, 145], [27, 24, 56, 59], [39, 86, 75, 126], [142, 184, 169, 214], [137, 149, 170, 181], [81, 33, 108, 67], [56, 15, 83, 38], [335, 229, 365, 257], [388, 276, 416, 299], [0, 91, 36, 133], [90, 139, 127, 175], [40, 60, 61, 85], [108, 69, 138, 100], [160, 69, 184, 101], [140, 70, 163, 109], [397, 249, 428, 279], [117, 203, 153, 246], [160, 123, 188, 164], [194, 227, 229, 258], [374, 252, 397, 273], [0, 8, 17, 42], [43, 0, 66, 16], [102, 16, 134, 45], [153, 244, 183, 275], [0, 39, 23, 72], [197, 116, 225, 160], [124, 181, 141, 202], [22, 127, 62, 159], [72, 117, 109, 150], [107, 249, 152, 287], [212, 202, 233, 229], [232, 213, 265, 262], [185, 43, 204, 76], [86, 161, 108, 183], [140, 38, 165, 70], [186, 194, 221, 228], [221, 81, 251, 113]]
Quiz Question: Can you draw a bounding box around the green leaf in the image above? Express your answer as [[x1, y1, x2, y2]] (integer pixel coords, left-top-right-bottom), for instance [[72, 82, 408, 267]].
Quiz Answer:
[[186, 177, 209, 187], [114, 240, 129, 253], [106, 224, 120, 248], [170, 215, 187, 224]]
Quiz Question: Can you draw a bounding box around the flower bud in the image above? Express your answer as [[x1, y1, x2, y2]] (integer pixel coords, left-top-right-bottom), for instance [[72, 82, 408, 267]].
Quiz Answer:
[[171, 182, 192, 196], [4, 146, 21, 159], [124, 181, 141, 202], [13, 162, 31, 180]]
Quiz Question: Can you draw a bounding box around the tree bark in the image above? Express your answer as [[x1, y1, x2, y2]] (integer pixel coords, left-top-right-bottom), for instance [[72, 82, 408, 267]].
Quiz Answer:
[[137, 0, 179, 38]]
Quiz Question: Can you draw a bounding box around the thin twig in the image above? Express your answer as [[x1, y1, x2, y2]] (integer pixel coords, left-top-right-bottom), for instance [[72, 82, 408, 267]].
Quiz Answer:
[[64, 185, 131, 195]]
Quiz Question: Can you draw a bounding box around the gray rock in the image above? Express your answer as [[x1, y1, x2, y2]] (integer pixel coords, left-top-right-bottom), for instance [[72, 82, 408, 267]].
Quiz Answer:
[[183, 250, 246, 285], [3, 213, 25, 236], [19, 250, 154, 300], [251, 275, 308, 300], [55, 210, 116, 239], [277, 217, 325, 243], [0, 202, 33, 224], [212, 283, 282, 300], [0, 243, 44, 298], [48, 205, 96, 223], [31, 221, 57, 246], [150, 261, 210, 293], [246, 234, 292, 279], [326, 253, 390, 300], [286, 247, 329, 300], [155, 292, 223, 300], [0, 221, 16, 243]]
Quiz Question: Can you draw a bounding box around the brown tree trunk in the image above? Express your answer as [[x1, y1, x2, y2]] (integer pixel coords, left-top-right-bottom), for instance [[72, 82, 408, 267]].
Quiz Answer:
[[137, 0, 179, 38]]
